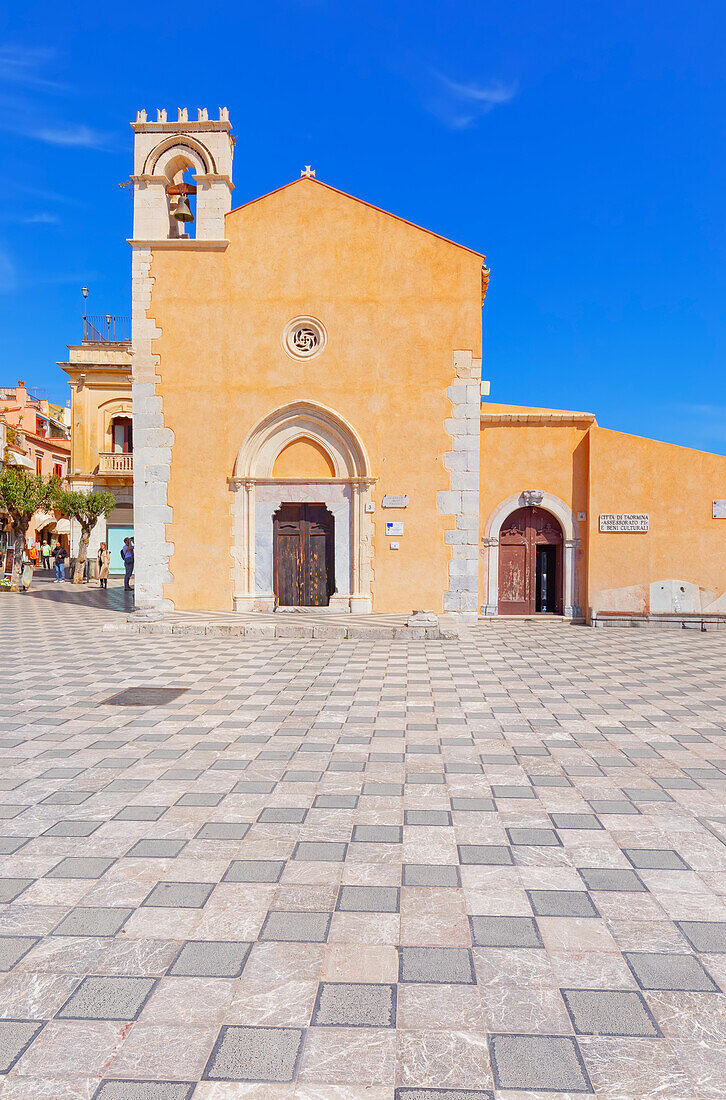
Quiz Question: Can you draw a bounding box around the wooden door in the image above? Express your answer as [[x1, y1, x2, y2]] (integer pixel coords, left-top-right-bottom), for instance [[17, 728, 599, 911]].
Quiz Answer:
[[273, 504, 334, 606], [498, 507, 563, 614]]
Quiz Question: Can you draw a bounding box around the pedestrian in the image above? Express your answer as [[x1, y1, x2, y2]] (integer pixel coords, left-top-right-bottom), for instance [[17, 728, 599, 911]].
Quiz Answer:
[[28, 543, 38, 569], [53, 543, 67, 581], [41, 541, 51, 570], [120, 537, 134, 590], [98, 542, 110, 590]]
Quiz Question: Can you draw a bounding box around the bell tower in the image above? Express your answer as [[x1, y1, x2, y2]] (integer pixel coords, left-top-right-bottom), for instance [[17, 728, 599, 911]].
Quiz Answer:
[[129, 108, 234, 617], [130, 107, 234, 241]]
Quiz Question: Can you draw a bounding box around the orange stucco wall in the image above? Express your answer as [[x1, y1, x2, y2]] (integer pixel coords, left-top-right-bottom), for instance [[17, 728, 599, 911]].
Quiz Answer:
[[479, 407, 591, 612], [588, 427, 726, 613], [148, 178, 483, 611], [478, 404, 726, 617]]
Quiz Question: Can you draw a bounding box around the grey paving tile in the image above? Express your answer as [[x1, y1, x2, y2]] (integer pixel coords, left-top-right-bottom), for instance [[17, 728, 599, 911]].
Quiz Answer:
[[42, 819, 103, 837], [458, 844, 513, 865], [489, 1033, 591, 1091], [352, 825, 402, 843], [52, 907, 134, 937], [45, 857, 115, 879], [258, 807, 308, 823], [203, 1024, 305, 1082], [57, 975, 156, 1019], [0, 878, 33, 902], [224, 860, 284, 883], [491, 784, 535, 799], [113, 806, 168, 821], [362, 782, 404, 796], [126, 839, 187, 858], [394, 1092, 493, 1100], [675, 921, 726, 953], [232, 780, 276, 794], [450, 797, 496, 812], [259, 911, 330, 942], [0, 1020, 44, 1072], [0, 936, 38, 971], [395, 1091, 493, 1100], [142, 882, 215, 908], [507, 827, 561, 846], [470, 915, 543, 948], [196, 822, 250, 840], [587, 799, 639, 815], [176, 792, 225, 806], [550, 812, 603, 829], [293, 841, 348, 862], [561, 988, 661, 1036], [624, 952, 720, 991], [623, 788, 673, 802], [313, 794, 358, 809], [406, 772, 445, 785], [312, 982, 395, 1026], [403, 864, 460, 887], [623, 848, 690, 870], [169, 940, 251, 977], [337, 885, 400, 912], [528, 890, 599, 917], [404, 810, 452, 826], [0, 836, 30, 854], [399, 947, 476, 984], [578, 867, 647, 892], [93, 1084, 195, 1100]]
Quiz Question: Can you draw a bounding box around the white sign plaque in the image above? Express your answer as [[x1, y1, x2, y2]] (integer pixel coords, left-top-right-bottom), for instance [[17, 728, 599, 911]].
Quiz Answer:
[[713, 500, 726, 519], [385, 521, 404, 536], [389, 541, 400, 550], [382, 494, 408, 508], [599, 513, 649, 532]]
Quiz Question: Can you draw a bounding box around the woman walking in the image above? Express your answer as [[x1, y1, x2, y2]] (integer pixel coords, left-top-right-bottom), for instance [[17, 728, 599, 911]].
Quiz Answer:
[[98, 542, 110, 590]]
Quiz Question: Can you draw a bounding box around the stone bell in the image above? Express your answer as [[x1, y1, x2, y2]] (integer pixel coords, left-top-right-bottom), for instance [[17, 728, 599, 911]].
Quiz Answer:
[[171, 194, 194, 223]]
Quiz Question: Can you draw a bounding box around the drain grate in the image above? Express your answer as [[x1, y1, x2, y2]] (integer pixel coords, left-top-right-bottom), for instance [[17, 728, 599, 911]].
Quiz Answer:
[[102, 687, 189, 707]]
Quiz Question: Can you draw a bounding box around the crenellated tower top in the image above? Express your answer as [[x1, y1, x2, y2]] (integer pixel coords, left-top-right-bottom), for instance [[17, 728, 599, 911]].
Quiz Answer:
[[130, 108, 234, 244]]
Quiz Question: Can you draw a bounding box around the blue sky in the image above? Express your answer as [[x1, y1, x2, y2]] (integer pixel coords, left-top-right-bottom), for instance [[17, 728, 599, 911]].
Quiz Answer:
[[1, 0, 724, 452]]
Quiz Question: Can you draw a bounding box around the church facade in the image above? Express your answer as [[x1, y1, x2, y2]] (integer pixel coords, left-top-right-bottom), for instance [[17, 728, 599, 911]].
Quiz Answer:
[[129, 109, 726, 622]]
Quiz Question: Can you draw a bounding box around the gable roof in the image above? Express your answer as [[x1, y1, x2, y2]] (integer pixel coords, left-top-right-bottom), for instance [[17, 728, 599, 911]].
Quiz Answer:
[[227, 176, 485, 259]]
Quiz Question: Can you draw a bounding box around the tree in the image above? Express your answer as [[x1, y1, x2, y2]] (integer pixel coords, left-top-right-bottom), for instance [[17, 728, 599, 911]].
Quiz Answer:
[[53, 488, 116, 584], [0, 470, 59, 591]]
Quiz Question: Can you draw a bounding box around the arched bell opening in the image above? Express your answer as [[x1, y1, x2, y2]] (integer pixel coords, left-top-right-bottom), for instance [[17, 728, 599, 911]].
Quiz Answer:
[[165, 162, 198, 240]]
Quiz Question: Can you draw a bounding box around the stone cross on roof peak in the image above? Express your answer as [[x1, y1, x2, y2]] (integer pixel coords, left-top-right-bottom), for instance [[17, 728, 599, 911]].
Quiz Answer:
[[301, 165, 316, 178]]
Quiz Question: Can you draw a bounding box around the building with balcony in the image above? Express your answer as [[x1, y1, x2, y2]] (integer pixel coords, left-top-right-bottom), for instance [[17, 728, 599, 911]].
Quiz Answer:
[[59, 321, 133, 574], [0, 381, 71, 551]]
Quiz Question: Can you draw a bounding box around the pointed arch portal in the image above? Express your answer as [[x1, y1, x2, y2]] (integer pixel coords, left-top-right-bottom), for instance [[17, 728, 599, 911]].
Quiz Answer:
[[230, 402, 375, 612]]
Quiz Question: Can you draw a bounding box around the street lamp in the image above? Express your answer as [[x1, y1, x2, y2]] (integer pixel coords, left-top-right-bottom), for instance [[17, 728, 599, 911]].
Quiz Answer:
[[81, 287, 89, 340]]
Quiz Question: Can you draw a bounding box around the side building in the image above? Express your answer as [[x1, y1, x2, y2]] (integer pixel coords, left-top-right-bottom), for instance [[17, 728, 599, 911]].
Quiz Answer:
[[59, 324, 134, 576]]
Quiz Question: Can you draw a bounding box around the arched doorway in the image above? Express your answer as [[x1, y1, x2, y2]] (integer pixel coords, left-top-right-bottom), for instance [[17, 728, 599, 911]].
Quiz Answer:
[[273, 503, 335, 606], [498, 507, 564, 614], [231, 402, 375, 613]]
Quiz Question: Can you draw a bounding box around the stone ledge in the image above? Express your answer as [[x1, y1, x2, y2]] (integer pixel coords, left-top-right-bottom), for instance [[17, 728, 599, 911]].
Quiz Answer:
[[102, 620, 459, 641], [592, 612, 726, 631]]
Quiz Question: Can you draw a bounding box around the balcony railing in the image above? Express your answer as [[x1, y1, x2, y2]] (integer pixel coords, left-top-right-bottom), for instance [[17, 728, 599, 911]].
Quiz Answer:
[[98, 452, 133, 475], [84, 315, 131, 343]]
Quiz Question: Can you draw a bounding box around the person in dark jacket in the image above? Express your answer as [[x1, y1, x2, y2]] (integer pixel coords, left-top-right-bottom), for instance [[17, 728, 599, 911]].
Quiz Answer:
[[120, 538, 134, 590]]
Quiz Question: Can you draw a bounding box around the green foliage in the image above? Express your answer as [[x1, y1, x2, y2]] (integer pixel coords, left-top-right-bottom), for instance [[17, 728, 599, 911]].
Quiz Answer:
[[0, 469, 59, 528], [53, 488, 116, 536]]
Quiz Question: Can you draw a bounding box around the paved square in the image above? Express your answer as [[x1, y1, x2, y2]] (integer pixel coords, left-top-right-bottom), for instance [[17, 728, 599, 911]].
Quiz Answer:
[[1, 592, 726, 1092], [203, 1025, 304, 1081]]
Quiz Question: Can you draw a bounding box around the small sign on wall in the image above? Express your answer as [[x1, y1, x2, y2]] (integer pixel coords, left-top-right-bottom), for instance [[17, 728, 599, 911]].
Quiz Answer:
[[382, 495, 409, 508], [577, 511, 587, 522], [389, 541, 400, 550], [385, 521, 404, 536], [713, 501, 726, 519], [599, 513, 649, 532]]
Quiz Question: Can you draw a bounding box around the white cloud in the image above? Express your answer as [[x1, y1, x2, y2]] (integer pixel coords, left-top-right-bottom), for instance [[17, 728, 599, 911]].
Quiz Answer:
[[0, 45, 63, 91], [22, 212, 60, 225], [426, 71, 517, 130], [31, 124, 111, 149]]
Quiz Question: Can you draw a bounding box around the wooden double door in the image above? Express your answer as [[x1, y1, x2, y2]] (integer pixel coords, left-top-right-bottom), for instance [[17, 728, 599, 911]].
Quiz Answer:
[[498, 506, 563, 615], [273, 504, 335, 607]]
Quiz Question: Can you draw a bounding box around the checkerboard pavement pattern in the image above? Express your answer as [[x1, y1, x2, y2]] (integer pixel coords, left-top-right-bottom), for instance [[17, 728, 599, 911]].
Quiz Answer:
[[1, 587, 726, 1096]]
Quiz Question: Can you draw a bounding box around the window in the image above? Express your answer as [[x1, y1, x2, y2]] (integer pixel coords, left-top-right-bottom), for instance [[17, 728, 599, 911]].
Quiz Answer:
[[53, 463, 63, 479], [35, 454, 42, 476], [111, 417, 133, 453]]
